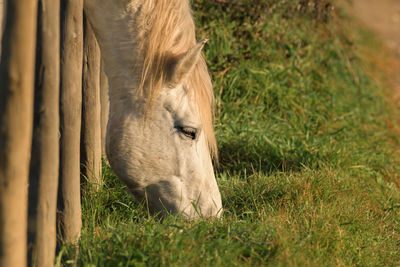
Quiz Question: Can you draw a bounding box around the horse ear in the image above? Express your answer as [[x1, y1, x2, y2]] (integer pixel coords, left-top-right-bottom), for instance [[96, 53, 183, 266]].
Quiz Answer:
[[168, 39, 208, 87]]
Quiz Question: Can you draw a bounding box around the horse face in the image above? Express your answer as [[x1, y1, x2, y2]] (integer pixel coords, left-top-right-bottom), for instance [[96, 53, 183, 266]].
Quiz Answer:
[[106, 41, 222, 218], [106, 83, 222, 218]]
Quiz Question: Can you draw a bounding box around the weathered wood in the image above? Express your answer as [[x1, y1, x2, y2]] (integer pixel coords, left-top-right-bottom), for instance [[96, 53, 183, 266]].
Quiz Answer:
[[0, 0, 38, 266], [100, 59, 109, 158], [82, 15, 102, 189], [59, 0, 83, 244], [28, 0, 60, 265]]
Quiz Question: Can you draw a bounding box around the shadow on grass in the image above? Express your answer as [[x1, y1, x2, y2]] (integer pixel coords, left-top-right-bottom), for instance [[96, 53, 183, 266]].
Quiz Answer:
[[217, 137, 322, 176]]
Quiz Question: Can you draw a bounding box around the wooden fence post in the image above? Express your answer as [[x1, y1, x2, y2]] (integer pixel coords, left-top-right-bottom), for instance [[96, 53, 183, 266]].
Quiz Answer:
[[28, 0, 60, 265], [100, 59, 109, 159], [0, 0, 38, 266], [59, 0, 83, 244], [82, 15, 102, 189]]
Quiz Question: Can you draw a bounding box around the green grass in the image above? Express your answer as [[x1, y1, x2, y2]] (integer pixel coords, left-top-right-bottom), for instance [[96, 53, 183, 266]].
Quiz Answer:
[[60, 1, 400, 265]]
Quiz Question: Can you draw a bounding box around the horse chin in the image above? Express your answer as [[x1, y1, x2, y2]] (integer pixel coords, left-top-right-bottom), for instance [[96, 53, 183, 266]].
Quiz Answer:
[[128, 177, 222, 219]]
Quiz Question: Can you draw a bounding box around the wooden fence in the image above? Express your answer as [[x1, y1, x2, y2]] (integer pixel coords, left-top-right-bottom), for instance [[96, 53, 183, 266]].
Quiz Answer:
[[0, 0, 108, 265]]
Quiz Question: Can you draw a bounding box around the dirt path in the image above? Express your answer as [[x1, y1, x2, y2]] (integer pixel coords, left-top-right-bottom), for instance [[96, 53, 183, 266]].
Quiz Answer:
[[351, 0, 400, 56], [348, 0, 400, 103]]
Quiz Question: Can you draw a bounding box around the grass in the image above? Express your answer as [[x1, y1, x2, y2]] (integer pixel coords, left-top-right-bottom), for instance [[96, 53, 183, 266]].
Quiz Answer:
[[60, 0, 400, 265]]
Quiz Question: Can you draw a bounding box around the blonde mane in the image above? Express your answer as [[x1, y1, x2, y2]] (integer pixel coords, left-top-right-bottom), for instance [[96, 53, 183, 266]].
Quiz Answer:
[[137, 0, 217, 159]]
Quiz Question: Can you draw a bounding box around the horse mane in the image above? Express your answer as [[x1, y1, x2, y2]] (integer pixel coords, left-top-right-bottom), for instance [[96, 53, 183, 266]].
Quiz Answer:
[[137, 0, 217, 159]]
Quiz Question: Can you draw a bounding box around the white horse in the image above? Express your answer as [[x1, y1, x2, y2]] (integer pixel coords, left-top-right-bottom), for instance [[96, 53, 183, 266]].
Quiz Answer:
[[83, 0, 222, 218]]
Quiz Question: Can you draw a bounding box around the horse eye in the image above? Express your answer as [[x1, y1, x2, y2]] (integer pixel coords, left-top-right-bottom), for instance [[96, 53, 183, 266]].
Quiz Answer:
[[176, 126, 198, 140]]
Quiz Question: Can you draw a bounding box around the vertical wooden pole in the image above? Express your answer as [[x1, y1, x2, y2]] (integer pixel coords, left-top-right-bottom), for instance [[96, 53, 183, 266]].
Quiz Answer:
[[100, 59, 109, 159], [28, 0, 60, 265], [59, 0, 83, 244], [82, 15, 102, 189], [0, 0, 37, 266]]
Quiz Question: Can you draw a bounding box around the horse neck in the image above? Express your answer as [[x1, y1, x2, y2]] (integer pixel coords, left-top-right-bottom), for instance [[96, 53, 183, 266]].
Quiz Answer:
[[84, 0, 145, 111]]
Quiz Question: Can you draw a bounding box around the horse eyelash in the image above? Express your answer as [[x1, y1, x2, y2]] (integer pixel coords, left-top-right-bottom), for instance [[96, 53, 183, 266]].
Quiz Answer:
[[176, 126, 198, 140]]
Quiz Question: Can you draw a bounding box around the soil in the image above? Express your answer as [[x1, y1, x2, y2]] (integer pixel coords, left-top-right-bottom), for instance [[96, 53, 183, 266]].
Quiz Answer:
[[347, 0, 400, 104], [351, 0, 400, 56]]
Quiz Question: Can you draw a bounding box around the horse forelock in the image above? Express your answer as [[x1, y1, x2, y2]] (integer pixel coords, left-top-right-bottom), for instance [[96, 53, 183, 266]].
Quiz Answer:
[[137, 0, 217, 160]]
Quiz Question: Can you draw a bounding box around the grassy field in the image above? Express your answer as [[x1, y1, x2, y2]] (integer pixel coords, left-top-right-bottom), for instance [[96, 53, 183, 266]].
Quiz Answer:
[[60, 0, 400, 265]]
